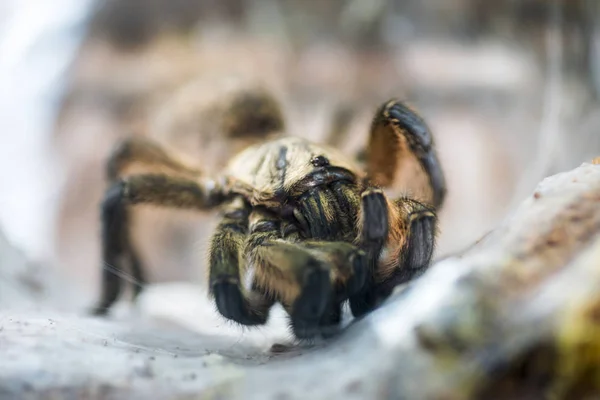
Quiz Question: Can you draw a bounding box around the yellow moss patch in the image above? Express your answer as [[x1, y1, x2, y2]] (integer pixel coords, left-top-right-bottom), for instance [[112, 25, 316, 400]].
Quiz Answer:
[[554, 284, 600, 397]]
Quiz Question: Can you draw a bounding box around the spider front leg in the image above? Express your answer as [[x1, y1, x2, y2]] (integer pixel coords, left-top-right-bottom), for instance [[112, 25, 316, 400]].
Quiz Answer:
[[302, 241, 367, 302], [301, 240, 368, 337], [367, 99, 446, 208], [242, 210, 332, 338], [242, 209, 365, 339], [91, 173, 224, 315], [348, 188, 389, 317], [349, 189, 437, 318], [346, 99, 445, 317]]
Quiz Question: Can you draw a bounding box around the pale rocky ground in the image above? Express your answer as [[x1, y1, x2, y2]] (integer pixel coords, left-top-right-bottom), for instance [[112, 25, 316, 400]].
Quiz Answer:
[[2, 162, 600, 399]]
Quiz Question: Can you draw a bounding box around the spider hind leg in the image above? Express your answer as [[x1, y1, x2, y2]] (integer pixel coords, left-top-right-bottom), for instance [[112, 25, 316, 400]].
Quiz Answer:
[[91, 135, 215, 316], [91, 181, 145, 315], [92, 173, 224, 315]]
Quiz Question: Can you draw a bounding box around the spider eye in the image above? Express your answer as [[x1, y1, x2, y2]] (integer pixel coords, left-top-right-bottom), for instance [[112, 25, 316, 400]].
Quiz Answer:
[[311, 155, 329, 167]]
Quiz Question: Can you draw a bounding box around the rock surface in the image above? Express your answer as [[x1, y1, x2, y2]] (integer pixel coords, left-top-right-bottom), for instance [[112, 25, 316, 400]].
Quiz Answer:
[[0, 229, 70, 311], [2, 161, 600, 399]]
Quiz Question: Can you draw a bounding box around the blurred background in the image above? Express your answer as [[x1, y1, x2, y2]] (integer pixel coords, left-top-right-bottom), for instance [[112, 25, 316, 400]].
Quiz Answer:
[[0, 0, 599, 319]]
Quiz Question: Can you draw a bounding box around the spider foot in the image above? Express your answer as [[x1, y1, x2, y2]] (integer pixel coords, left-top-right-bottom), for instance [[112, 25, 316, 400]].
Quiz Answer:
[[318, 301, 343, 339], [290, 267, 333, 339], [213, 281, 268, 326], [88, 305, 110, 316], [384, 101, 432, 153], [345, 249, 368, 296], [401, 211, 436, 277], [348, 285, 379, 319]]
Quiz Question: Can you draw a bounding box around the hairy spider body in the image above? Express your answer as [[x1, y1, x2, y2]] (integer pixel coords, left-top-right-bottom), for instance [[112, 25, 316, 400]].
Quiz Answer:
[[225, 136, 361, 205], [91, 91, 446, 339]]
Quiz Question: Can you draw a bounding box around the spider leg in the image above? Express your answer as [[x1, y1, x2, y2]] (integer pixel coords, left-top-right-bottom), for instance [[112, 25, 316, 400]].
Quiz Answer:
[[209, 197, 274, 326], [91, 173, 224, 315], [244, 209, 357, 339], [367, 99, 446, 208], [348, 188, 390, 318], [291, 182, 370, 298], [129, 248, 145, 300], [221, 87, 286, 139], [292, 182, 381, 321], [90, 136, 208, 315], [378, 197, 437, 294], [106, 136, 203, 180], [349, 191, 437, 318], [302, 241, 367, 301], [301, 241, 368, 338]]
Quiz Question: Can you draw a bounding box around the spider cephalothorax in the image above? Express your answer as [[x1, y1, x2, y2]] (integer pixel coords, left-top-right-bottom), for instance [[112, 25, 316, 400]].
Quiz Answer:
[[91, 90, 446, 339]]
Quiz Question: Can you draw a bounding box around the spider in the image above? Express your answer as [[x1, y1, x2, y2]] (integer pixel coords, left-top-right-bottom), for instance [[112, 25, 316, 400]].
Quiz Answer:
[[90, 88, 446, 339]]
